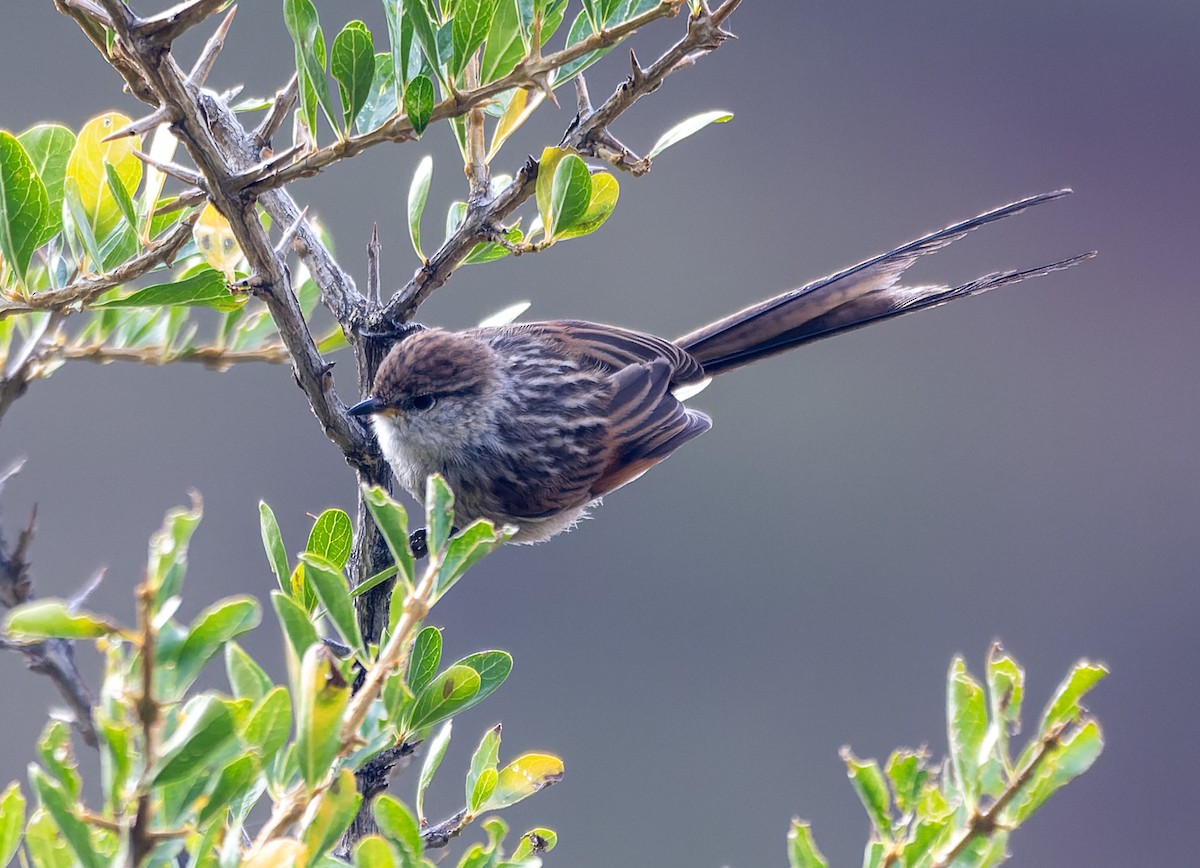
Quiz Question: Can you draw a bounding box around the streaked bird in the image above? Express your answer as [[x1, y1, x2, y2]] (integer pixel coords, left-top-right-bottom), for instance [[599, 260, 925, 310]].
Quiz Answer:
[[349, 190, 1092, 544]]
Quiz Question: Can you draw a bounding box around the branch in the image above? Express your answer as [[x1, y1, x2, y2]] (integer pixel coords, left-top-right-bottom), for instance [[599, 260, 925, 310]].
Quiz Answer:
[[236, 0, 691, 197], [0, 213, 199, 321], [71, 0, 373, 466], [377, 0, 743, 325], [61, 342, 289, 368], [0, 460, 98, 748]]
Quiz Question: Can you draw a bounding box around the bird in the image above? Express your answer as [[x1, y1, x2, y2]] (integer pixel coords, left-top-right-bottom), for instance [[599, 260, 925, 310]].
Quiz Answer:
[[348, 189, 1092, 545]]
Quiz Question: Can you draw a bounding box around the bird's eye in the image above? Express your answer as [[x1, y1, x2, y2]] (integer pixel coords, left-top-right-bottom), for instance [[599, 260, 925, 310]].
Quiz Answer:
[[409, 394, 436, 412]]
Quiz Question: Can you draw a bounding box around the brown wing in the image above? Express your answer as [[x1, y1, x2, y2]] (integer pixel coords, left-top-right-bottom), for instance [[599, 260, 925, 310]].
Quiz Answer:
[[503, 320, 707, 388], [589, 360, 712, 499]]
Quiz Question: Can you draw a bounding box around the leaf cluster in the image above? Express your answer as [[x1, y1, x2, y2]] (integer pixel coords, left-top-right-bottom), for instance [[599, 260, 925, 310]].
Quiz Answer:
[[0, 481, 557, 866], [788, 646, 1106, 868]]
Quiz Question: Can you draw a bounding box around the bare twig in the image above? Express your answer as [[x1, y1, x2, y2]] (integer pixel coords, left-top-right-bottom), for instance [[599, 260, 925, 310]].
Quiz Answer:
[[102, 106, 176, 142], [253, 74, 299, 148], [135, 0, 229, 45], [61, 343, 289, 368], [0, 460, 98, 747]]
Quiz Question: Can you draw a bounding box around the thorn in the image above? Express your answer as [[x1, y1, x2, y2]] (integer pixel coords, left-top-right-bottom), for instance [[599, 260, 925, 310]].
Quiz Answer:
[[102, 107, 174, 142], [529, 71, 559, 108], [132, 148, 205, 187], [69, 567, 106, 610], [187, 3, 237, 86], [273, 205, 310, 258], [574, 74, 593, 115], [629, 48, 647, 87]]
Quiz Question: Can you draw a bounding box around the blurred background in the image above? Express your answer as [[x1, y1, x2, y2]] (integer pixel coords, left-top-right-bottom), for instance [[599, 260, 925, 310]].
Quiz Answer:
[[2, 1, 1197, 865]]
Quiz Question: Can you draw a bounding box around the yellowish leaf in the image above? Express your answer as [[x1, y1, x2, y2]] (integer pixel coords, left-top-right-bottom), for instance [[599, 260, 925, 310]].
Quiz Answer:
[[487, 88, 544, 162], [65, 112, 142, 240], [192, 203, 245, 280]]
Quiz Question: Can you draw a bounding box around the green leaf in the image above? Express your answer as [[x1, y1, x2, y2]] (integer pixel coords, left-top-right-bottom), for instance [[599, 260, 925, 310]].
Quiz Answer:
[[840, 748, 892, 839], [902, 815, 953, 865], [545, 153, 592, 238], [362, 486, 416, 600], [406, 664, 480, 731], [23, 807, 72, 868], [307, 508, 354, 569], [304, 767, 362, 860], [403, 74, 435, 136], [511, 826, 558, 860], [103, 161, 138, 230], [259, 501, 291, 594], [195, 754, 257, 826], [986, 644, 1025, 736], [0, 782, 25, 868], [332, 21, 376, 133], [885, 749, 927, 818], [146, 496, 203, 604], [646, 110, 733, 160], [374, 794, 423, 861], [407, 154, 433, 260], [28, 767, 100, 868], [1004, 720, 1104, 825], [243, 686, 294, 765], [553, 170, 617, 240], [17, 124, 74, 245], [1037, 660, 1107, 736], [35, 722, 80, 802], [353, 835, 400, 868], [301, 552, 366, 659], [425, 474, 455, 556], [407, 0, 444, 84], [0, 132, 50, 287], [787, 818, 829, 868], [272, 589, 321, 660], [357, 52, 400, 134], [947, 656, 988, 807], [408, 625, 443, 694], [480, 752, 563, 811], [95, 266, 243, 311], [462, 226, 522, 264], [175, 596, 262, 693], [436, 519, 507, 597], [153, 694, 238, 785], [295, 644, 351, 789], [469, 767, 498, 814], [226, 641, 274, 703], [451, 0, 498, 77], [551, 10, 612, 86], [466, 723, 502, 808], [3, 599, 115, 640], [417, 720, 452, 823], [284, 0, 334, 134], [453, 650, 512, 712]]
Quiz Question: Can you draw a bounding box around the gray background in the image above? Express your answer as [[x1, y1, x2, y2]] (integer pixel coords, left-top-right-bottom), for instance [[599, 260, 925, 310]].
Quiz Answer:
[[3, 1, 1198, 865]]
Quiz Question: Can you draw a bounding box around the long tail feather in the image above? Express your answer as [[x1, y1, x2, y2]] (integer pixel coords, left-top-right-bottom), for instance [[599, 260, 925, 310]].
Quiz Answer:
[[677, 190, 1091, 376]]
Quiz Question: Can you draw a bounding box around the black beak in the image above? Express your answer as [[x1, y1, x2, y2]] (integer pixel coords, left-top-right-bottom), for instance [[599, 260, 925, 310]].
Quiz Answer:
[[347, 396, 384, 417]]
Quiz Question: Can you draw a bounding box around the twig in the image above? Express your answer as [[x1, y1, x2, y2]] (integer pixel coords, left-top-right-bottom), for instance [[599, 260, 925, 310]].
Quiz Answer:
[[0, 213, 199, 321], [0, 461, 98, 747], [73, 0, 373, 466], [129, 577, 160, 864], [61, 343, 289, 368], [253, 74, 299, 148], [235, 0, 691, 197], [421, 808, 471, 849], [931, 723, 1069, 867], [247, 554, 440, 856], [135, 0, 229, 45]]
